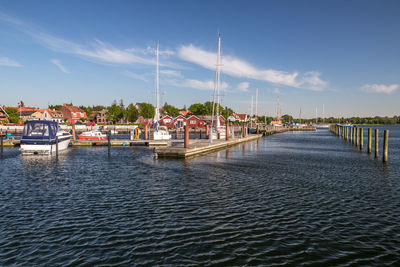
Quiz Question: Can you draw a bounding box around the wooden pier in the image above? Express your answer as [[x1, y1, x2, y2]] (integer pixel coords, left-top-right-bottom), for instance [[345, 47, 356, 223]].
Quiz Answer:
[[154, 134, 263, 158], [71, 139, 168, 146]]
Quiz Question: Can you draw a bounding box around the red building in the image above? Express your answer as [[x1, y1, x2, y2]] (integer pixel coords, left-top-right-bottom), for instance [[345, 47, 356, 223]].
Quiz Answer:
[[60, 104, 87, 124], [159, 115, 175, 128], [186, 115, 205, 128]]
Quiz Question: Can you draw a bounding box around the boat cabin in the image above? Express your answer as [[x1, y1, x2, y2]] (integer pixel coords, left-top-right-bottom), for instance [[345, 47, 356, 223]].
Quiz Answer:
[[22, 120, 58, 140]]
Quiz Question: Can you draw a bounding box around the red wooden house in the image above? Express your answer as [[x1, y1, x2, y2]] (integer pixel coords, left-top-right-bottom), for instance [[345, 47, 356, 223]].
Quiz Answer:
[[159, 115, 175, 128], [186, 115, 205, 128]]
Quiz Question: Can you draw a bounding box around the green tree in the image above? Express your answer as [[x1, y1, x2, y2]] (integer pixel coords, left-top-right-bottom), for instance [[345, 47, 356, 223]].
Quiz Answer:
[[163, 103, 180, 116], [281, 114, 293, 123], [48, 104, 62, 110], [140, 103, 155, 119], [189, 103, 206, 115], [125, 103, 139, 123], [5, 107, 19, 123], [80, 117, 87, 123], [106, 103, 123, 124]]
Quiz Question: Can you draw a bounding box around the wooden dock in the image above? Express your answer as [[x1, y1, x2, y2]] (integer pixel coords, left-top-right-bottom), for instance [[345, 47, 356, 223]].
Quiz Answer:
[[71, 140, 169, 146], [154, 134, 263, 158]]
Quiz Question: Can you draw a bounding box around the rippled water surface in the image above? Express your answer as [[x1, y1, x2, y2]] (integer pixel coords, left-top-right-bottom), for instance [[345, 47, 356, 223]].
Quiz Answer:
[[1, 127, 400, 266]]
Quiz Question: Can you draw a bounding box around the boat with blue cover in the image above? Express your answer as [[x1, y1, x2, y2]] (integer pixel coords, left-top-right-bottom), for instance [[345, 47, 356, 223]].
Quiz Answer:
[[20, 120, 72, 154]]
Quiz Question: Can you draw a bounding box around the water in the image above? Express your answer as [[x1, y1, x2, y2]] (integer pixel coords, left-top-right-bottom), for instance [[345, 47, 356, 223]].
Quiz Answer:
[[1, 126, 400, 266]]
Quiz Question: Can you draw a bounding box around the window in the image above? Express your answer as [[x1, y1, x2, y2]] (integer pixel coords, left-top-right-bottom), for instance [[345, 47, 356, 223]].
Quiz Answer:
[[164, 119, 171, 123], [190, 120, 196, 124], [73, 113, 77, 117]]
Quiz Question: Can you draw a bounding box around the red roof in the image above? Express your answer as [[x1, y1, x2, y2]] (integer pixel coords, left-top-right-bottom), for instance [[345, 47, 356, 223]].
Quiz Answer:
[[179, 110, 192, 116], [62, 105, 84, 113]]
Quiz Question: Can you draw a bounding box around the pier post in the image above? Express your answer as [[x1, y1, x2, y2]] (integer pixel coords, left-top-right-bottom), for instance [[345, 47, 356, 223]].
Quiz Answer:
[[200, 129, 202, 139], [359, 128, 363, 150], [144, 124, 148, 140], [356, 127, 359, 147], [1, 134, 3, 158], [256, 124, 259, 135], [383, 130, 389, 162], [242, 124, 245, 138], [72, 124, 76, 140], [368, 128, 372, 153], [226, 124, 229, 141], [56, 136, 59, 158], [345, 127, 348, 141], [350, 127, 353, 143], [375, 129, 379, 158], [184, 125, 189, 149], [206, 125, 209, 139], [353, 126, 356, 145], [108, 130, 111, 155]]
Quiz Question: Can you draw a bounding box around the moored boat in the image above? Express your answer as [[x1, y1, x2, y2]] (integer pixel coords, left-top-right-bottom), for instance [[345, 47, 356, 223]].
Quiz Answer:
[[20, 120, 72, 155], [77, 131, 107, 140]]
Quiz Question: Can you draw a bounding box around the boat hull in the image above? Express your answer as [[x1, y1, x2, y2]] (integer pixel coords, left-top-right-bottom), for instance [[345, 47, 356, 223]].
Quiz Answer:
[[20, 136, 71, 155], [77, 136, 107, 140]]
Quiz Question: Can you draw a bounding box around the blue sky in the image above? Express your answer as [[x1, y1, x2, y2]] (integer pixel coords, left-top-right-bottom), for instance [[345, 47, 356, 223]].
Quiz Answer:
[[0, 0, 399, 118]]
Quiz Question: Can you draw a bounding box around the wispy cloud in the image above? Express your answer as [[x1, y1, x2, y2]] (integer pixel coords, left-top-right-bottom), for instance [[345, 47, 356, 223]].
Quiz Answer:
[[172, 78, 229, 91], [361, 83, 398, 94], [51, 59, 69, 73], [236, 82, 249, 92], [0, 13, 156, 66], [160, 69, 181, 77], [0, 56, 22, 67], [122, 70, 148, 82], [178, 44, 327, 91]]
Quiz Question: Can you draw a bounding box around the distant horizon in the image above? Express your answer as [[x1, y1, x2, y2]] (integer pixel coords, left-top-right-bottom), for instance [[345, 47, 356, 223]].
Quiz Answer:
[[1, 0, 399, 118]]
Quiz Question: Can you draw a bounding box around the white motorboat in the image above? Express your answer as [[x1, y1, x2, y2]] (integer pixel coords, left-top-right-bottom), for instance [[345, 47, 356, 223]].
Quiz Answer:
[[77, 131, 107, 140], [20, 120, 72, 155]]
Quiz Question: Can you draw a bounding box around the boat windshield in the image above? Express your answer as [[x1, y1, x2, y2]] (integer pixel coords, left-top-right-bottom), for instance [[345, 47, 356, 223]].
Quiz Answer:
[[23, 122, 50, 137]]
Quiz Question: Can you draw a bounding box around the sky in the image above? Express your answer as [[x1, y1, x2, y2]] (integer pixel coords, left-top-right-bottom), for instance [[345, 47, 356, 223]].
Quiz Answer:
[[0, 0, 399, 118]]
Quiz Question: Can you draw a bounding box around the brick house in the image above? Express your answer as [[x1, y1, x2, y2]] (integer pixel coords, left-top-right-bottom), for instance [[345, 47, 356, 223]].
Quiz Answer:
[[228, 113, 249, 123], [60, 104, 87, 124], [198, 115, 225, 127], [88, 109, 107, 124]]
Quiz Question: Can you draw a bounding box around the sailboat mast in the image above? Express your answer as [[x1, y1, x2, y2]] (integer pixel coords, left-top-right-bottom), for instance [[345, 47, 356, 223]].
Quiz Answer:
[[315, 107, 318, 124], [300, 107, 302, 124], [255, 88, 258, 121], [250, 95, 253, 119], [154, 41, 160, 126], [323, 104, 325, 124], [215, 34, 221, 128]]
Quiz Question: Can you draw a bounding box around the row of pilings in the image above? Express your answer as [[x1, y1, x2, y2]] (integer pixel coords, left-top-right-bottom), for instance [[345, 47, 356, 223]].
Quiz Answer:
[[329, 124, 389, 162]]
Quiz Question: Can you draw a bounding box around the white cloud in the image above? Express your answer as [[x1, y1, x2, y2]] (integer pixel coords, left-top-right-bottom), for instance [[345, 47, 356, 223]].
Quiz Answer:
[[0, 56, 22, 67], [51, 59, 69, 73], [237, 82, 249, 92], [172, 79, 229, 91], [361, 84, 398, 94], [160, 69, 181, 77], [178, 44, 327, 91], [122, 71, 148, 82], [274, 88, 280, 94], [0, 13, 155, 66]]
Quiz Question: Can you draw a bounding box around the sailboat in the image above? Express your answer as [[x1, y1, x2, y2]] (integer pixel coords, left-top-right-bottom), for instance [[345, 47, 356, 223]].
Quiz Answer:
[[151, 41, 171, 140], [209, 34, 226, 142]]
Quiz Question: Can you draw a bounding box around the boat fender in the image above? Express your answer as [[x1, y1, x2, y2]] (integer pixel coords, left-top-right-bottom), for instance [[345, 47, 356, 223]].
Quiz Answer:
[[123, 142, 127, 146]]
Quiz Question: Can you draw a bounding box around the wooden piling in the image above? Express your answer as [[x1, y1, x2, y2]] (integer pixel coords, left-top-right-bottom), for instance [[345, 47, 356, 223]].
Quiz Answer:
[[367, 128, 372, 154], [353, 126, 356, 145], [108, 130, 111, 155], [144, 124, 148, 140], [226, 124, 229, 141], [356, 127, 359, 147], [359, 128, 363, 150], [206, 125, 209, 139], [56, 136, 59, 157], [184, 125, 189, 149], [242, 124, 245, 138], [375, 129, 379, 158], [72, 124, 76, 140], [256, 124, 259, 135], [383, 130, 389, 162], [350, 127, 353, 143], [345, 127, 348, 141], [1, 134, 3, 157]]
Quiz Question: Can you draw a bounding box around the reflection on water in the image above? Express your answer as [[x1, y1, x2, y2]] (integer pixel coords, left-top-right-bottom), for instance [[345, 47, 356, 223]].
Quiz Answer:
[[1, 127, 400, 266]]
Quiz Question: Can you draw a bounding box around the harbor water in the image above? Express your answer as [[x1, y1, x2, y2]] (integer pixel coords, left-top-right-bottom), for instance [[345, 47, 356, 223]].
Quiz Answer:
[[1, 126, 400, 265]]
